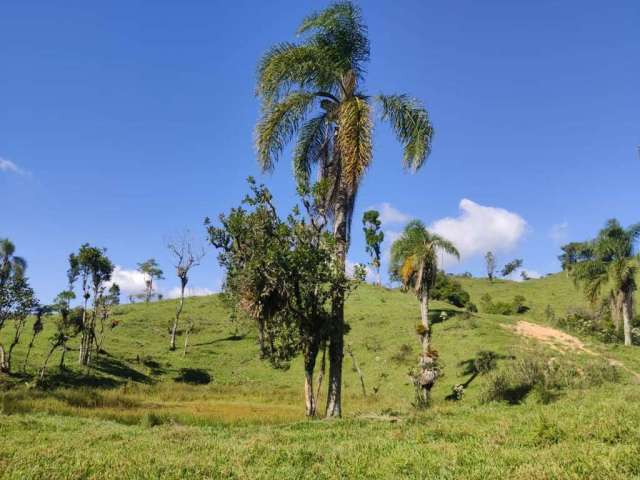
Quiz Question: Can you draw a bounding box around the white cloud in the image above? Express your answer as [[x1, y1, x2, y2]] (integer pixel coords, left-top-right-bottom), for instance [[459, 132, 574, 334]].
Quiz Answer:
[[430, 199, 527, 267], [369, 202, 410, 226], [107, 266, 147, 295], [0, 157, 28, 176], [549, 222, 568, 244], [165, 286, 215, 299]]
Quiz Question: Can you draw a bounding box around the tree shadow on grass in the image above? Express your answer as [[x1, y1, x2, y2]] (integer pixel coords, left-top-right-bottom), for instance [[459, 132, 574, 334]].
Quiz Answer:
[[174, 368, 211, 385], [192, 334, 245, 348], [92, 354, 152, 384], [39, 370, 122, 390]]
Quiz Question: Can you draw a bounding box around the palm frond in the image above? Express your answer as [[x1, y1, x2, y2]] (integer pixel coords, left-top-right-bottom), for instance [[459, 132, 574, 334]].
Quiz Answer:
[[297, 1, 369, 75], [292, 114, 330, 189], [256, 43, 338, 107], [255, 92, 316, 171], [375, 94, 433, 172], [337, 96, 372, 189], [431, 234, 460, 260]]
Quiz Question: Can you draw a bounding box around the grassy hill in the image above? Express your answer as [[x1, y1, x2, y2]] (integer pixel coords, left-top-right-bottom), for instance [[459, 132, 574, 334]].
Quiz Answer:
[[1, 274, 640, 479]]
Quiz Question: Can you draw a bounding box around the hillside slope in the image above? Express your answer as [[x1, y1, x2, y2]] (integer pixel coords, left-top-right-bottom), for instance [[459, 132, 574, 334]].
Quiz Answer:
[[1, 274, 640, 478]]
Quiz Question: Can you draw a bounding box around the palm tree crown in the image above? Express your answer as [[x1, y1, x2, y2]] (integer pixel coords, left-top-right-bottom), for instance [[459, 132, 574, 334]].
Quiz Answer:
[[389, 220, 460, 297], [0, 238, 27, 287], [571, 219, 640, 346], [255, 1, 434, 239]]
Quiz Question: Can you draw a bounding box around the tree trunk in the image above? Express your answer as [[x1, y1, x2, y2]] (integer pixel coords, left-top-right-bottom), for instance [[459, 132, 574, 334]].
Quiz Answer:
[[347, 344, 366, 398], [376, 268, 381, 287], [303, 340, 320, 417], [315, 343, 326, 407], [40, 343, 59, 379], [326, 200, 347, 418], [60, 343, 67, 369], [79, 294, 90, 365], [22, 332, 39, 372], [170, 283, 186, 351], [0, 344, 6, 373], [419, 291, 430, 353], [622, 290, 633, 346]]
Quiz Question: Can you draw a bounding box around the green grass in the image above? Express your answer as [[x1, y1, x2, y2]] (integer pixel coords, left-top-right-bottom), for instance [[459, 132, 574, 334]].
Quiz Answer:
[[1, 275, 639, 478]]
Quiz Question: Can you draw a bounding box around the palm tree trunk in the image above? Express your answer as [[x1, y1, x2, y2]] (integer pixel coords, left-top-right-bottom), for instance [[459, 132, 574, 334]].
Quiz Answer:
[[326, 200, 347, 418], [420, 291, 430, 353], [622, 290, 633, 346]]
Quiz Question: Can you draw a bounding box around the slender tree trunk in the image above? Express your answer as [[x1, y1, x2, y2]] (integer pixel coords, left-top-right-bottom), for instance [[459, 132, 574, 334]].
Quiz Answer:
[[622, 290, 633, 346], [40, 343, 59, 379], [315, 343, 326, 407], [0, 344, 6, 373], [326, 201, 347, 418], [22, 331, 39, 372], [347, 344, 366, 398], [420, 291, 430, 353], [183, 322, 192, 356], [60, 342, 67, 369], [79, 294, 90, 365], [170, 283, 186, 351]]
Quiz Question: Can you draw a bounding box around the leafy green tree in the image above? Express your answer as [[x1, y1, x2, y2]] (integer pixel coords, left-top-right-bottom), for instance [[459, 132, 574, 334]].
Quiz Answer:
[[71, 244, 114, 365], [500, 259, 523, 278], [22, 305, 49, 372], [255, 1, 434, 417], [40, 290, 82, 378], [137, 259, 164, 303], [208, 178, 352, 416], [389, 220, 459, 405], [558, 242, 593, 273], [362, 210, 384, 285], [0, 240, 38, 374], [485, 251, 496, 282], [570, 219, 640, 346]]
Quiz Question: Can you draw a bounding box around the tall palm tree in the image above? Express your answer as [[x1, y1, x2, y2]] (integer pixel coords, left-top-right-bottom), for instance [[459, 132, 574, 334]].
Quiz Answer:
[[571, 219, 640, 346], [0, 238, 27, 288], [255, 1, 434, 417], [389, 220, 459, 404]]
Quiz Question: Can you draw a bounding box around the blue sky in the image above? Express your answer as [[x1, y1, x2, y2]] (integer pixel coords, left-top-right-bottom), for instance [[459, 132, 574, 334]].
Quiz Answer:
[[1, 0, 639, 303]]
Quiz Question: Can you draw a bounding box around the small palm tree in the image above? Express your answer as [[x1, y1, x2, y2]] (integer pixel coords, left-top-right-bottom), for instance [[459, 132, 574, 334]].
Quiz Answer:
[[255, 1, 434, 417], [571, 219, 640, 346], [390, 220, 459, 404], [0, 238, 27, 287]]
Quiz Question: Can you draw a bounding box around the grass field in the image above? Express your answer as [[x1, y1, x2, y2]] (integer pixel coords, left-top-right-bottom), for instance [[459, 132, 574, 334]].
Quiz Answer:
[[1, 274, 639, 479]]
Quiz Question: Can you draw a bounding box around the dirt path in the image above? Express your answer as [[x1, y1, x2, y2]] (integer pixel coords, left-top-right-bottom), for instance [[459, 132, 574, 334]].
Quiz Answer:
[[505, 320, 640, 382]]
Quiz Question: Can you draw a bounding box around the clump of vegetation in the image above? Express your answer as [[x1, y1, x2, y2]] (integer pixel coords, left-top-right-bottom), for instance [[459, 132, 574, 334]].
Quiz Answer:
[[431, 272, 473, 309], [481, 353, 620, 404], [479, 293, 529, 315]]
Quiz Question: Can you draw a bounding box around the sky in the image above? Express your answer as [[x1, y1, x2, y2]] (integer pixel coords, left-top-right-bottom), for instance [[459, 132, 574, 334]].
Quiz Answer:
[[1, 0, 639, 303]]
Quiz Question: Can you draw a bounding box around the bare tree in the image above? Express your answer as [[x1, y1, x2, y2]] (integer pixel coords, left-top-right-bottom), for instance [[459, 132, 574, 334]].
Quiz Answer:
[[167, 232, 205, 351], [485, 251, 496, 282]]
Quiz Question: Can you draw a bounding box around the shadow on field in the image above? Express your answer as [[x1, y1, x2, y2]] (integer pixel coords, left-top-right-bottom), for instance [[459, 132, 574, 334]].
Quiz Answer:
[[93, 354, 152, 384], [174, 368, 211, 385], [192, 334, 245, 347], [41, 370, 122, 389]]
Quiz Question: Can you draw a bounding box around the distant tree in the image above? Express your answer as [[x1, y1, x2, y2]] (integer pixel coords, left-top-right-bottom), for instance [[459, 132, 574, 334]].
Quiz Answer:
[[22, 305, 49, 372], [71, 244, 114, 366], [137, 259, 164, 303], [95, 283, 120, 354], [390, 220, 459, 406], [362, 210, 384, 285], [558, 242, 593, 272], [0, 240, 38, 374], [40, 290, 82, 377], [570, 219, 640, 346], [167, 232, 205, 351], [500, 259, 523, 278], [485, 252, 496, 282], [208, 179, 352, 416], [255, 2, 434, 417], [520, 271, 530, 281]]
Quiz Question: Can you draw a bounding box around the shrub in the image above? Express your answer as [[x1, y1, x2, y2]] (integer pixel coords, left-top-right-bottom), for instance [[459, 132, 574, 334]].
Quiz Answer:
[[431, 272, 472, 308], [481, 353, 620, 404], [480, 294, 529, 315]]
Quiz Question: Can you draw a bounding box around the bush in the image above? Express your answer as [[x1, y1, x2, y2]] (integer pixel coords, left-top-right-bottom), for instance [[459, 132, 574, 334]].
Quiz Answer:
[[481, 353, 620, 404], [480, 294, 529, 315], [555, 307, 621, 344], [431, 273, 472, 308]]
